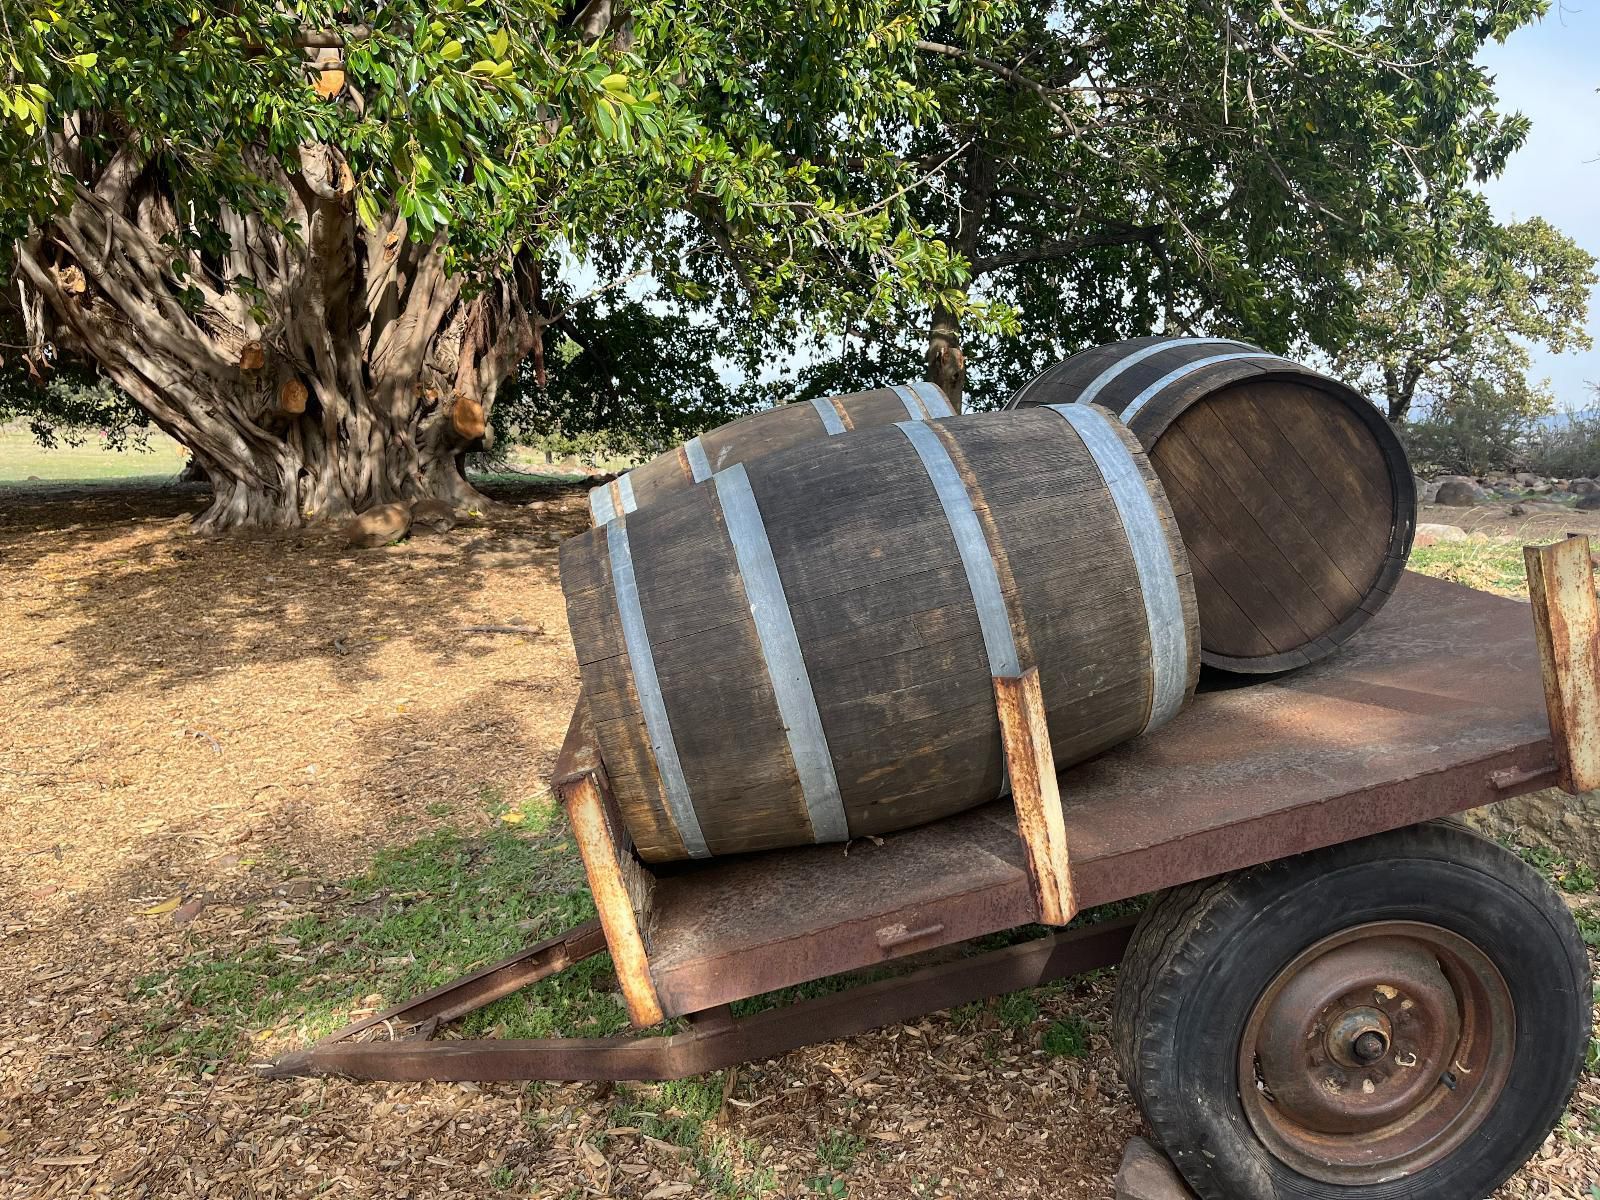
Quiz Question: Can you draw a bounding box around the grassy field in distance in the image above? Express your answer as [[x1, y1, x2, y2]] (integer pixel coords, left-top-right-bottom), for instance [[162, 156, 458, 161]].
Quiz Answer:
[[0, 423, 187, 483]]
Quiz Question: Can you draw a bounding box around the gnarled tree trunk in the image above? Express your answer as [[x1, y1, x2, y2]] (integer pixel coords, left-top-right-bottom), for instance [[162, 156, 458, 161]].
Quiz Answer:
[[18, 139, 544, 533]]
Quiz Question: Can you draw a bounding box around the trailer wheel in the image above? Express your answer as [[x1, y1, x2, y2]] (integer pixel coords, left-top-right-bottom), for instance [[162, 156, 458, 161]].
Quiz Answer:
[[1112, 821, 1590, 1199]]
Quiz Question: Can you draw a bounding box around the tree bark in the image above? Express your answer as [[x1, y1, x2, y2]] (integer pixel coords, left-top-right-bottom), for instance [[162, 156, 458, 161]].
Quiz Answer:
[[18, 141, 545, 533], [1382, 363, 1422, 423], [923, 144, 997, 412], [926, 302, 967, 410]]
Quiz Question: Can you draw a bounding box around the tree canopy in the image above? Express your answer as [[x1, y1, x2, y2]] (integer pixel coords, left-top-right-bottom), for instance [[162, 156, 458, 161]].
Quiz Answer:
[[1, 0, 989, 527], [1, 0, 1583, 523], [681, 0, 1554, 409], [1332, 208, 1594, 422]]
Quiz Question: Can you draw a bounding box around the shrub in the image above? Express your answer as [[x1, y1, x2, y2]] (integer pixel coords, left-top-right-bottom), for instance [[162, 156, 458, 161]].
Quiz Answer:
[[1398, 379, 1547, 477], [1525, 413, 1600, 480]]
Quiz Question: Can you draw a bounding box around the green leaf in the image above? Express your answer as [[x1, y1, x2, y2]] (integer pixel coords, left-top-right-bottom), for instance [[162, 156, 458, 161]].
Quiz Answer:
[[440, 40, 463, 62]]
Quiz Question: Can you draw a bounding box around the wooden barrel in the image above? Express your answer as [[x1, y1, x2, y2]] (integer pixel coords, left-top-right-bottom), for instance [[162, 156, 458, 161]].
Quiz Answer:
[[1009, 337, 1416, 673], [562, 405, 1200, 862], [588, 381, 955, 524]]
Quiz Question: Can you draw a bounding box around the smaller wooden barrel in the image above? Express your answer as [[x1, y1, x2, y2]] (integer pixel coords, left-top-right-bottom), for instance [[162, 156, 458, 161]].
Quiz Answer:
[[588, 381, 954, 524], [562, 405, 1200, 862], [1009, 337, 1416, 673]]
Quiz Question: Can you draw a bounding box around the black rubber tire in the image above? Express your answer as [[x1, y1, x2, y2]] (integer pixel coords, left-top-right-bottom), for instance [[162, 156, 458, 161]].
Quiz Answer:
[[1112, 821, 1591, 1200]]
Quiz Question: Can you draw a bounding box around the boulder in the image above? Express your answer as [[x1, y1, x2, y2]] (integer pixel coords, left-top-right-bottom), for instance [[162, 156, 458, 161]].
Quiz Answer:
[[1578, 494, 1600, 512], [1467, 788, 1600, 869], [410, 498, 459, 534], [1116, 1138, 1196, 1200], [1418, 478, 1442, 504], [1570, 478, 1600, 496], [1413, 523, 1467, 547], [1509, 502, 1567, 516], [1433, 480, 1481, 507], [344, 502, 412, 548]]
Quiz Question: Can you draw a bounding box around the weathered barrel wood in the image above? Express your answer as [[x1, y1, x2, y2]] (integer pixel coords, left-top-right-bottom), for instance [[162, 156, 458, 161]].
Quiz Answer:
[[588, 381, 954, 524], [562, 406, 1200, 862], [1010, 337, 1416, 673]]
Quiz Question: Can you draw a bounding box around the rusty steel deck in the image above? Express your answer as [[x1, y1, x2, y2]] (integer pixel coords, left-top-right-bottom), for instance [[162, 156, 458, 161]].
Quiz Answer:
[[639, 572, 1557, 1016]]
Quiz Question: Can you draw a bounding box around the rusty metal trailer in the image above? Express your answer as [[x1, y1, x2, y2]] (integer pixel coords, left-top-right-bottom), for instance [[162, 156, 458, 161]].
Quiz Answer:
[[271, 537, 1600, 1199]]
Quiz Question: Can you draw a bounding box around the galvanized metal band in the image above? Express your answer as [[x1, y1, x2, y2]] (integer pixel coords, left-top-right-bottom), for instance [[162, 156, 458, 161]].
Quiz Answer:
[[1075, 337, 1260, 408], [1045, 404, 1187, 732], [589, 476, 638, 525], [810, 396, 849, 436], [614, 473, 637, 515], [713, 464, 850, 844], [1118, 351, 1286, 422], [895, 422, 1021, 678], [896, 420, 1019, 799], [684, 435, 713, 482], [891, 384, 930, 421], [605, 517, 710, 858], [909, 380, 955, 418]]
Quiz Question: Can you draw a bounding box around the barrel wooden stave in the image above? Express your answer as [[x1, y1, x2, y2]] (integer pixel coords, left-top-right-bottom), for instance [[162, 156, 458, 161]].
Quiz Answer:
[[562, 406, 1199, 861], [590, 382, 953, 524], [1010, 338, 1415, 673]]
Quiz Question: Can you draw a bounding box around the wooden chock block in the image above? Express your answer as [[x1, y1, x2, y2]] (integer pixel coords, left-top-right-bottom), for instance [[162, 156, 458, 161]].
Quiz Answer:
[[1525, 535, 1600, 794], [994, 668, 1076, 925], [555, 700, 665, 1027]]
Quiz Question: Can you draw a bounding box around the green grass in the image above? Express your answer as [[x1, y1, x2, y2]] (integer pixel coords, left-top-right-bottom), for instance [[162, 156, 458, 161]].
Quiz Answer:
[[816, 1130, 866, 1173], [0, 424, 187, 482], [1041, 1015, 1091, 1058], [1407, 540, 1529, 598], [1516, 843, 1598, 894], [606, 1078, 778, 1197], [136, 798, 616, 1070]]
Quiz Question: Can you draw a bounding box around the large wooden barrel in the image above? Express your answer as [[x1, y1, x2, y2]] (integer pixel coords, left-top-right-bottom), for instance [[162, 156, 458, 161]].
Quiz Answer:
[[562, 405, 1200, 862], [588, 381, 955, 524], [1009, 337, 1416, 673]]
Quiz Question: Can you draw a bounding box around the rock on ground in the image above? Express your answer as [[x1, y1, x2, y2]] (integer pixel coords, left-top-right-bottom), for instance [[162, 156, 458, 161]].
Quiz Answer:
[[344, 501, 412, 548], [410, 498, 459, 533], [1578, 494, 1600, 512], [1468, 789, 1600, 868], [1510, 501, 1570, 516], [1116, 1138, 1197, 1200], [1414, 523, 1468, 547], [1434, 480, 1484, 507]]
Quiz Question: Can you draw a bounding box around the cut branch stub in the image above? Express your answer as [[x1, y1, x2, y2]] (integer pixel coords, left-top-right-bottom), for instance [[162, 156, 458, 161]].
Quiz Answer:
[[239, 341, 266, 371], [278, 378, 309, 415], [452, 394, 487, 441]]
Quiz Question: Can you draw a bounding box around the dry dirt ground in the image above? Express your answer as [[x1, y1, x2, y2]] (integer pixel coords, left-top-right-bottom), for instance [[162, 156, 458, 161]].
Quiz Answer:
[[2, 482, 1599, 1200]]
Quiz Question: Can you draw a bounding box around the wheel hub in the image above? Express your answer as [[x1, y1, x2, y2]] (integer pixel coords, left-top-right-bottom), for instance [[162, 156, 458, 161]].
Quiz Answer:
[[1239, 921, 1513, 1185]]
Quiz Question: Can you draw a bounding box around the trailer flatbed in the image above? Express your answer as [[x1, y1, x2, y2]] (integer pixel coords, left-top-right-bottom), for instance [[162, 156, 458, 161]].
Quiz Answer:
[[630, 571, 1558, 1016], [273, 544, 1598, 1111]]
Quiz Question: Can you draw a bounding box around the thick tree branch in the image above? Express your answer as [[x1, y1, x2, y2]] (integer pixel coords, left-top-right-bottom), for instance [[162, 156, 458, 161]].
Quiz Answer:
[[971, 225, 1161, 274], [915, 40, 1080, 134]]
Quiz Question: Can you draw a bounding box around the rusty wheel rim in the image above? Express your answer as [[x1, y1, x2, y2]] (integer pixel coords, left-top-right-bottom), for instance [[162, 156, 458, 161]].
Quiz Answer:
[[1238, 920, 1514, 1185]]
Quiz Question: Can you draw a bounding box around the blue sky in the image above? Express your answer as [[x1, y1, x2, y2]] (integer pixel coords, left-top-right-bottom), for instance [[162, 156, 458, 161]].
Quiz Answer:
[[1479, 3, 1600, 409]]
